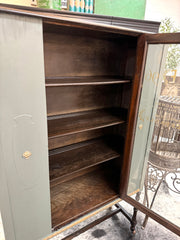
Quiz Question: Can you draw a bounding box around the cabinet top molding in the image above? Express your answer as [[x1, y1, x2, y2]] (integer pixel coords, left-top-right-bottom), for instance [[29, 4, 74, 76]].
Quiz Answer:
[[0, 3, 156, 37]]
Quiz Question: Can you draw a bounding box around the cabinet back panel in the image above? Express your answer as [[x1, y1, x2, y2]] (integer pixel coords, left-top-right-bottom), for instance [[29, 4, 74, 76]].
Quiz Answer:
[[46, 85, 122, 116], [48, 128, 106, 149], [43, 32, 124, 77], [48, 125, 124, 150]]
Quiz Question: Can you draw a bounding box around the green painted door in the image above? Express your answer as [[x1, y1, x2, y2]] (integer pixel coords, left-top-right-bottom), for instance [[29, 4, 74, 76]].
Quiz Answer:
[[0, 13, 51, 240]]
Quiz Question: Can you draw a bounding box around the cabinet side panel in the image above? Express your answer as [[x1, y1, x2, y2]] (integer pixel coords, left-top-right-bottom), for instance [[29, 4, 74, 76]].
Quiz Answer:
[[0, 13, 51, 240]]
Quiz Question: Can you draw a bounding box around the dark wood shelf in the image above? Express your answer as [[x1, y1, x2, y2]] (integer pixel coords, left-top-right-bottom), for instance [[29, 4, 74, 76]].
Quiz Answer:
[[42, 17, 137, 233], [46, 76, 131, 86], [50, 165, 119, 229], [49, 137, 122, 182], [48, 108, 126, 139]]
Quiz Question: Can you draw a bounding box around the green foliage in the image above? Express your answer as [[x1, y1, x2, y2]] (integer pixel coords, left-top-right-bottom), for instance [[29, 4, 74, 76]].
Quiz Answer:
[[159, 18, 178, 33], [159, 18, 180, 71], [166, 45, 180, 70]]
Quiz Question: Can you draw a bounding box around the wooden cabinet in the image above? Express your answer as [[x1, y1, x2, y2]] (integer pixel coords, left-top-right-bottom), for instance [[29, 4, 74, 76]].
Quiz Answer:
[[0, 4, 179, 240], [43, 17, 137, 230]]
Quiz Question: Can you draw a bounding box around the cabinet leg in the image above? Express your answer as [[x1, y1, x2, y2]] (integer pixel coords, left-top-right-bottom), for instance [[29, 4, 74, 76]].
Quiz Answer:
[[129, 192, 140, 233], [115, 203, 138, 234], [135, 191, 141, 202], [130, 207, 138, 234]]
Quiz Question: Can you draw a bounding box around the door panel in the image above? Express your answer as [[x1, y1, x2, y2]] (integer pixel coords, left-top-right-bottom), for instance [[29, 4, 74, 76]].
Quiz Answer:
[[0, 13, 51, 240], [128, 44, 168, 194], [125, 32, 180, 235]]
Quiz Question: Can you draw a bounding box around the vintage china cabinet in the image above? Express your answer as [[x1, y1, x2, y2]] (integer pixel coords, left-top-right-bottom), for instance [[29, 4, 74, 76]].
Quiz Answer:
[[0, 4, 179, 240]]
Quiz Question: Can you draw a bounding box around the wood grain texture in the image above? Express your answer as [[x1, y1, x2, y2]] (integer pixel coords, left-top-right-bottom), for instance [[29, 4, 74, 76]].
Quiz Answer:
[[43, 31, 125, 78], [49, 137, 122, 182], [48, 125, 124, 150], [43, 199, 121, 240], [43, 22, 138, 50], [48, 128, 106, 150], [46, 85, 123, 116], [48, 108, 126, 138], [50, 164, 119, 229]]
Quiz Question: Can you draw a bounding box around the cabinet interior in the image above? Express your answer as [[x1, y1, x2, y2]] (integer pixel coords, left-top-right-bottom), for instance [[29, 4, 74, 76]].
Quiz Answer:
[[43, 22, 137, 230]]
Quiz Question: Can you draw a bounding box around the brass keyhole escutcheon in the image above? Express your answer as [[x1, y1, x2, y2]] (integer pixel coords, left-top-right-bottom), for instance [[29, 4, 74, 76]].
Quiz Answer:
[[22, 151, 32, 159], [139, 124, 143, 130]]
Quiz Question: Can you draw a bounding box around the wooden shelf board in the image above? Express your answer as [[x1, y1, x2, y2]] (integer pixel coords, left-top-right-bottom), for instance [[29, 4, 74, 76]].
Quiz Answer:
[[49, 138, 121, 182], [48, 108, 126, 138], [50, 166, 119, 229], [46, 76, 131, 86]]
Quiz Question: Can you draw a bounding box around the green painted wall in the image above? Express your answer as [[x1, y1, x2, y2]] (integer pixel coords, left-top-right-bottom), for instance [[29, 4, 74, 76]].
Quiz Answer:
[[94, 0, 146, 19]]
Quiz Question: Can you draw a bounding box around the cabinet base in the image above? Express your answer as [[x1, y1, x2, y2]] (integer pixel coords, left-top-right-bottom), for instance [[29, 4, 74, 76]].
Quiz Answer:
[[61, 203, 138, 240]]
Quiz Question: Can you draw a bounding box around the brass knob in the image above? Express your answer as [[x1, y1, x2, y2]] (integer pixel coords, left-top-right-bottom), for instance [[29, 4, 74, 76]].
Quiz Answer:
[[139, 124, 143, 130], [22, 151, 32, 159]]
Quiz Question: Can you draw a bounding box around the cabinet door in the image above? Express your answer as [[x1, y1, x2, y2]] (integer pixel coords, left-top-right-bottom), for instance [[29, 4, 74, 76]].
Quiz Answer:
[[0, 13, 51, 240], [128, 43, 168, 195], [121, 32, 180, 235]]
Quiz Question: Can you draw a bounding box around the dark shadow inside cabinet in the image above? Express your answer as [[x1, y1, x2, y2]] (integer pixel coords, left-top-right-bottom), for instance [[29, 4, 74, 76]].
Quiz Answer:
[[43, 22, 137, 230]]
